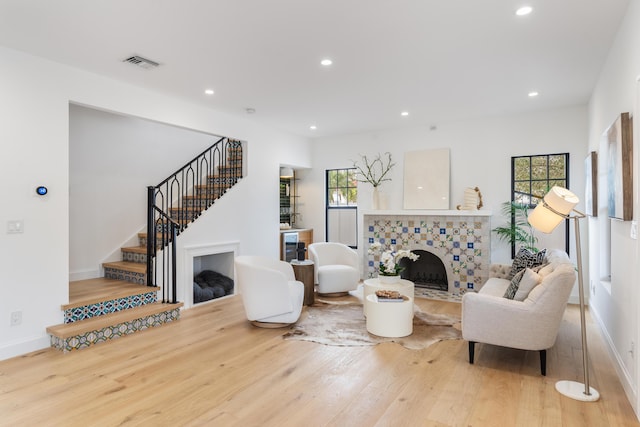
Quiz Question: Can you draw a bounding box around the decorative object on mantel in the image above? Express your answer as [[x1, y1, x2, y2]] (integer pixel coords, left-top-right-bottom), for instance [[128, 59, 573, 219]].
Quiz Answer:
[[492, 201, 539, 255], [456, 187, 483, 210], [352, 152, 395, 209], [367, 242, 419, 281]]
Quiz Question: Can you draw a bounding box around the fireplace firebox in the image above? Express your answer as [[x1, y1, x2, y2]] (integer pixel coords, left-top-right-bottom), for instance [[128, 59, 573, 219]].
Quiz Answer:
[[399, 250, 448, 291]]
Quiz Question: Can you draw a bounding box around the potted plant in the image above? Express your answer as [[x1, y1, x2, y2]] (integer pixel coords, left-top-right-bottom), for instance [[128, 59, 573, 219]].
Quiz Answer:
[[492, 201, 539, 255], [367, 242, 419, 283]]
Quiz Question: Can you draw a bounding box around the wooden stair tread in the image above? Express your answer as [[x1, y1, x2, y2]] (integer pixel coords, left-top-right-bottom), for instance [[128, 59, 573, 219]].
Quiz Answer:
[[102, 261, 147, 274], [121, 246, 147, 254], [65, 278, 159, 310], [47, 302, 183, 339], [182, 195, 220, 200]]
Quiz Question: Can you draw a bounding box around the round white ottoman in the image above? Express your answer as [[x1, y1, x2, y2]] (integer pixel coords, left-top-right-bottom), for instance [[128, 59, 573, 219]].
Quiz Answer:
[[365, 294, 413, 338]]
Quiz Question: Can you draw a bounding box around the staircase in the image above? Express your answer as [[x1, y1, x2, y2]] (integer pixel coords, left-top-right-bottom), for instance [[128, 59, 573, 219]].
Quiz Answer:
[[48, 138, 243, 352]]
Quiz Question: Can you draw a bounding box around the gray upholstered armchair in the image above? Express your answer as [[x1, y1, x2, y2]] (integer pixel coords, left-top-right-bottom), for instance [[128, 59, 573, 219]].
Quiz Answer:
[[461, 249, 576, 375]]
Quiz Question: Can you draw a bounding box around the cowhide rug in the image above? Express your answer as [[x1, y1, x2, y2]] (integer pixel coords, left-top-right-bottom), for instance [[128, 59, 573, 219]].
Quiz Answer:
[[283, 300, 461, 350]]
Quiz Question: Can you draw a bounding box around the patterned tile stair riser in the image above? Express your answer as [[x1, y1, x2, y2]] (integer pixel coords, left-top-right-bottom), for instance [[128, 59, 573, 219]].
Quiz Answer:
[[50, 308, 181, 352], [104, 268, 146, 285], [64, 292, 157, 323]]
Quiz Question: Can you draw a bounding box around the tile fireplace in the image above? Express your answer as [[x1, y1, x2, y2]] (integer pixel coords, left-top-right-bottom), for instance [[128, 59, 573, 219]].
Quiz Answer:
[[363, 210, 492, 292]]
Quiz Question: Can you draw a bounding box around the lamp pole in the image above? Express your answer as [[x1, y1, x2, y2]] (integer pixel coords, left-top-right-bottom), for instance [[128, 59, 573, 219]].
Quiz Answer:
[[554, 210, 599, 401]]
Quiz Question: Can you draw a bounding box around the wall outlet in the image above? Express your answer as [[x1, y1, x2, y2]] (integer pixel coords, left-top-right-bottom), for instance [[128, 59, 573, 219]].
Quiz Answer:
[[10, 311, 22, 326], [630, 341, 635, 358]]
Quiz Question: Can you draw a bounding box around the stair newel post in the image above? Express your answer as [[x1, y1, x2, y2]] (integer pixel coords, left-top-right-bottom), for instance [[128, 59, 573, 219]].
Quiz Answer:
[[146, 186, 155, 287]]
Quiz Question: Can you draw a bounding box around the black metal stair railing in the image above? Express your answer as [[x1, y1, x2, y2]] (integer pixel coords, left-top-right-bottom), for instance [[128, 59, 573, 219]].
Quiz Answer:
[[146, 137, 243, 303]]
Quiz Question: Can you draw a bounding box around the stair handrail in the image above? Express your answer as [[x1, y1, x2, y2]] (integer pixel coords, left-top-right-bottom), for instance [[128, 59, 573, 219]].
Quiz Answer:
[[146, 137, 243, 303]]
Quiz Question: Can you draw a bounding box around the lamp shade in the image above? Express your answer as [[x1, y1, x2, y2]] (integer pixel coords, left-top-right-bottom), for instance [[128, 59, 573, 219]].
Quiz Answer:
[[528, 186, 579, 233]]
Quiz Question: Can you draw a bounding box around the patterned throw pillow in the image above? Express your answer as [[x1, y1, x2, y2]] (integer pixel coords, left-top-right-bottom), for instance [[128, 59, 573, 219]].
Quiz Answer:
[[508, 248, 547, 279], [504, 268, 526, 299]]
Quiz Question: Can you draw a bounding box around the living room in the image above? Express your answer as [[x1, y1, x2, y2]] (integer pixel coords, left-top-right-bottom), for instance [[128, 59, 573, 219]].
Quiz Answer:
[[1, 1, 640, 424]]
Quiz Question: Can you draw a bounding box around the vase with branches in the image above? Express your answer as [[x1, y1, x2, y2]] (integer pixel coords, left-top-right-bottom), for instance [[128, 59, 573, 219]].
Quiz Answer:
[[353, 152, 395, 209], [492, 201, 539, 254]]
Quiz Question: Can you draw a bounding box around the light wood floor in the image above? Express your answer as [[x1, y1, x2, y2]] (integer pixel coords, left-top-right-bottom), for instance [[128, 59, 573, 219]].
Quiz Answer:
[[0, 295, 637, 426]]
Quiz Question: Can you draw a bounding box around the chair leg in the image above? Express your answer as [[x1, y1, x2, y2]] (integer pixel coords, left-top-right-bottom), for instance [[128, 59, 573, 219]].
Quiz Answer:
[[468, 341, 475, 364], [539, 349, 547, 376]]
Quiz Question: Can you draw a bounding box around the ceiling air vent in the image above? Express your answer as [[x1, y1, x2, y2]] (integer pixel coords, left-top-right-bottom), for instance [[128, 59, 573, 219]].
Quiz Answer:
[[122, 55, 160, 70]]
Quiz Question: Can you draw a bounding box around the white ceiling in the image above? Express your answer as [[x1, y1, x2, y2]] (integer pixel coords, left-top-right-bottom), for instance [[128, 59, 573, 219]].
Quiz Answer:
[[0, 0, 630, 138]]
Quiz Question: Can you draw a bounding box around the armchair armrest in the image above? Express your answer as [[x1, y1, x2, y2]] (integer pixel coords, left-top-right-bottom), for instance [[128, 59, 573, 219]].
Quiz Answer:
[[462, 292, 559, 351]]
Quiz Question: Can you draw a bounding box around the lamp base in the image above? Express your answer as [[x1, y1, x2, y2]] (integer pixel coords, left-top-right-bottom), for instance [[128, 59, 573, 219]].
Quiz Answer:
[[555, 380, 600, 402]]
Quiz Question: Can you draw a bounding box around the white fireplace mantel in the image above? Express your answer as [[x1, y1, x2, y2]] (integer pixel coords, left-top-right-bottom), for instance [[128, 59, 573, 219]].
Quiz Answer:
[[362, 209, 492, 217]]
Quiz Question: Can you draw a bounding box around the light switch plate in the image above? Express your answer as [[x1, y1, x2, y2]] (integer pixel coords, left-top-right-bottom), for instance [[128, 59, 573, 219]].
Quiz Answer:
[[631, 221, 638, 240], [7, 220, 23, 234]]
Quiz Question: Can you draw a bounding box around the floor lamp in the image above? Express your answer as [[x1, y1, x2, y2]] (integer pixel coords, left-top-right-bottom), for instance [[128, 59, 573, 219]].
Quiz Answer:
[[528, 186, 600, 402]]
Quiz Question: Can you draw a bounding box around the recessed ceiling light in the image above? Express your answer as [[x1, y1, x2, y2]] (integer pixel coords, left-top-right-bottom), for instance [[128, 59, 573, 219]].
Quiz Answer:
[[516, 6, 533, 16], [245, 107, 256, 114], [310, 125, 317, 130], [528, 91, 539, 97], [204, 89, 214, 95], [320, 59, 333, 66], [401, 111, 409, 117]]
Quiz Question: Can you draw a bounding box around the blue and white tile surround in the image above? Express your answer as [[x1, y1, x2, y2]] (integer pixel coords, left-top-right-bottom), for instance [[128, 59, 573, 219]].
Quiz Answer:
[[363, 210, 491, 292]]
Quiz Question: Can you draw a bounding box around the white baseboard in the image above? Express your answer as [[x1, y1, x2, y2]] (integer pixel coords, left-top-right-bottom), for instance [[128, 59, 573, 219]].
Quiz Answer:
[[0, 334, 50, 361], [589, 303, 638, 418]]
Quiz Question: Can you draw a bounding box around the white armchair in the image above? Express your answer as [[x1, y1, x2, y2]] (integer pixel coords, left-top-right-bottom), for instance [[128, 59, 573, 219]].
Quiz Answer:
[[462, 249, 576, 375], [234, 255, 304, 328], [308, 242, 360, 295]]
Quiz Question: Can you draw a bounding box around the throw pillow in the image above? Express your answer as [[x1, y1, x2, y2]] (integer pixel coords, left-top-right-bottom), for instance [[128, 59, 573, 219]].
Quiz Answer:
[[503, 268, 526, 299], [513, 268, 542, 301], [508, 247, 547, 279]]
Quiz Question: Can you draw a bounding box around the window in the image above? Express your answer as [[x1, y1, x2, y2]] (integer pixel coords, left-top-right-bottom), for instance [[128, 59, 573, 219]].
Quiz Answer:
[[326, 168, 357, 247], [512, 153, 569, 205], [327, 168, 357, 207], [512, 153, 570, 256]]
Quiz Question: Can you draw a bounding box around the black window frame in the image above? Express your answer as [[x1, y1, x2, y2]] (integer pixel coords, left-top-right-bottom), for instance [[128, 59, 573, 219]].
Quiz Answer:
[[511, 152, 570, 257], [325, 168, 358, 248]]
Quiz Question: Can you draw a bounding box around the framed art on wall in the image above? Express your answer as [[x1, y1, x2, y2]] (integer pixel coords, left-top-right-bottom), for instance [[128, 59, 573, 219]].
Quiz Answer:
[[584, 151, 597, 217], [605, 112, 633, 221]]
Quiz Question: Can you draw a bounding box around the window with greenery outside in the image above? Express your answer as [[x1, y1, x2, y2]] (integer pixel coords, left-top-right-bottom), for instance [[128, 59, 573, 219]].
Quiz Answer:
[[494, 153, 569, 257]]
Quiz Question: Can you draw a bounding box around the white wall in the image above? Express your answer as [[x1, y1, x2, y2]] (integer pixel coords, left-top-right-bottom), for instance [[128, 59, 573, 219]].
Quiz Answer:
[[0, 46, 311, 360], [69, 105, 217, 280], [587, 1, 640, 415], [303, 106, 588, 272]]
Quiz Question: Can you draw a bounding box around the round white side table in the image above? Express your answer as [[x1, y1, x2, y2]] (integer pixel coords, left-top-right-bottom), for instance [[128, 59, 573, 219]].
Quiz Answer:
[[363, 278, 414, 317]]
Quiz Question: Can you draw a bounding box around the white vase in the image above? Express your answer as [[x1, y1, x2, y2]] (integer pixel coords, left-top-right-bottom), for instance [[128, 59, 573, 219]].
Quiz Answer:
[[372, 186, 380, 209], [379, 275, 400, 284]]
